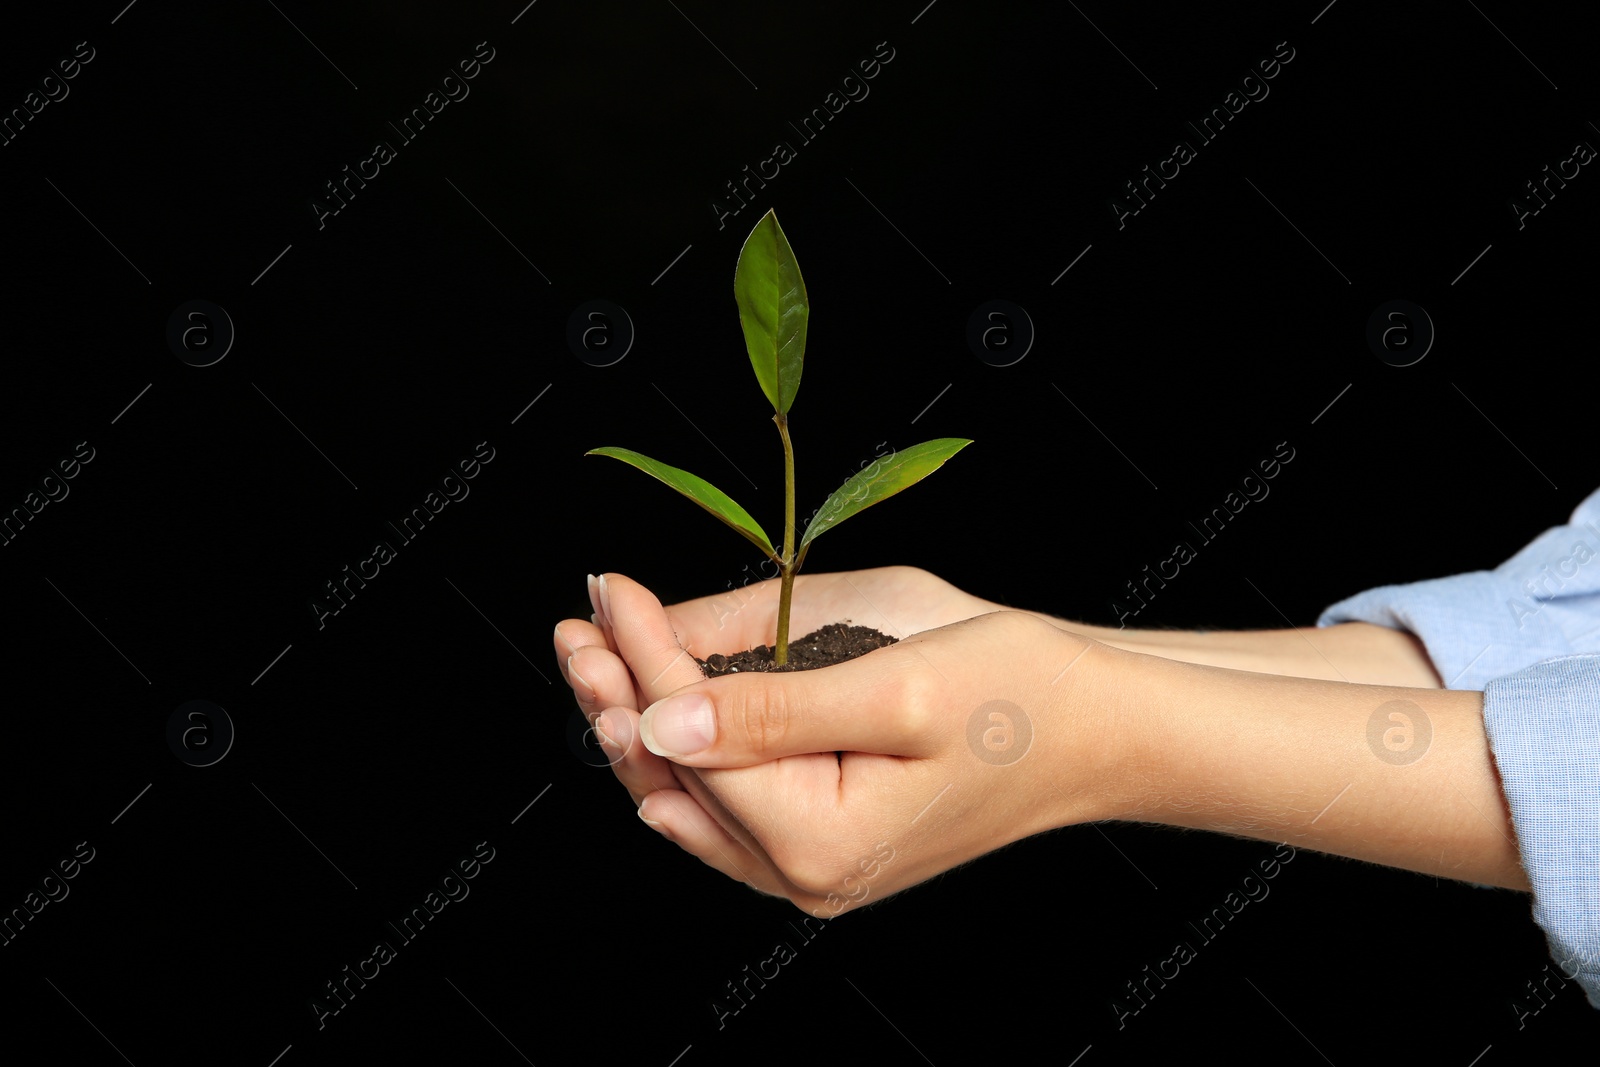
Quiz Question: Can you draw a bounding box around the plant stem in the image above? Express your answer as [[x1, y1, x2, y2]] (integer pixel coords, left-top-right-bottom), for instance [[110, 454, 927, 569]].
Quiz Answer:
[[774, 412, 797, 666]]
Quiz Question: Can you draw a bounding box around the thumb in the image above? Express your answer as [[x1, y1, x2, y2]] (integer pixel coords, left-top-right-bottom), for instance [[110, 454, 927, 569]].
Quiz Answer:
[[638, 647, 936, 767]]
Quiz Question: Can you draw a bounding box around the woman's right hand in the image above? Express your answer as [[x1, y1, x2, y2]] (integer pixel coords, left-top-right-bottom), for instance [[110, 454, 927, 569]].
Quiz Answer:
[[554, 569, 1123, 916]]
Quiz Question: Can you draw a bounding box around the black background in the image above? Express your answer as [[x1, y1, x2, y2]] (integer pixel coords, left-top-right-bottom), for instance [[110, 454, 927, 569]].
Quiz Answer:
[[3, 1, 1597, 1063]]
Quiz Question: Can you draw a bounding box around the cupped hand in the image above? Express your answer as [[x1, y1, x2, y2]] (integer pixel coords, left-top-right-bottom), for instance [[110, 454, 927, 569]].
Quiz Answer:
[[554, 568, 1126, 916], [585, 565, 1001, 709]]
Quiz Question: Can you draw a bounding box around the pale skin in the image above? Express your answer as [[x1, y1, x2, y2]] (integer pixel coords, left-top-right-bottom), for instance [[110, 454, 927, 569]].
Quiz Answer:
[[552, 566, 1529, 918]]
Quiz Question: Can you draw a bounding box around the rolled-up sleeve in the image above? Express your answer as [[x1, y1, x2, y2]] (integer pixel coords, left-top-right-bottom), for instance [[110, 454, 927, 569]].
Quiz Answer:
[[1317, 485, 1600, 1008], [1481, 656, 1600, 1006], [1317, 486, 1600, 690]]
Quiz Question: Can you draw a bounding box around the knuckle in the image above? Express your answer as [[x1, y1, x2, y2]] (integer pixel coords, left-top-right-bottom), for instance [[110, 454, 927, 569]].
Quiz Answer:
[[733, 682, 793, 758], [877, 649, 939, 736], [1007, 608, 1056, 641]]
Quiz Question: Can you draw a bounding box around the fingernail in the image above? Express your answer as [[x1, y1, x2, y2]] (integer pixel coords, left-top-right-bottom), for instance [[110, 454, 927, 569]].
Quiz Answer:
[[587, 574, 605, 627], [568, 656, 596, 705], [594, 712, 621, 757], [553, 624, 574, 660], [638, 807, 666, 833], [597, 574, 613, 630], [641, 693, 715, 757]]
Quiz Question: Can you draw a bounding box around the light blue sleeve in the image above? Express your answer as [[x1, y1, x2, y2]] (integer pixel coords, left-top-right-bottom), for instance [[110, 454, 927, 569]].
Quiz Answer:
[[1317, 486, 1600, 689], [1481, 656, 1600, 1008], [1317, 486, 1600, 1008]]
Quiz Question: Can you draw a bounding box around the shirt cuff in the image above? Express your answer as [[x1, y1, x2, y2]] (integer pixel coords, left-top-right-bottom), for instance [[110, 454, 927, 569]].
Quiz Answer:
[[1482, 654, 1600, 1009], [1316, 572, 1572, 690]]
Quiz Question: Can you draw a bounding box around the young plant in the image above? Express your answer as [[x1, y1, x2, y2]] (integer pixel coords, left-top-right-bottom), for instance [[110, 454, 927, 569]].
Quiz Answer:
[[587, 209, 970, 666]]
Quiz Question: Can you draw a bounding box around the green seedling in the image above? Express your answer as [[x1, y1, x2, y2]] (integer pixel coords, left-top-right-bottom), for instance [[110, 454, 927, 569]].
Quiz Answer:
[[588, 209, 971, 666]]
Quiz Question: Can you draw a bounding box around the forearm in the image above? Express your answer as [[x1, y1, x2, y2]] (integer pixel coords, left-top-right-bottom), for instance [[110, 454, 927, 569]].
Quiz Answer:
[[1024, 612, 1442, 688], [1071, 644, 1527, 890]]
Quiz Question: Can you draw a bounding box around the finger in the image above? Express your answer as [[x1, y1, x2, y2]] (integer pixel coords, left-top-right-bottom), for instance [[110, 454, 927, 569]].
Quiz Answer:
[[569, 642, 640, 713], [568, 634, 702, 815], [553, 621, 576, 688], [638, 788, 786, 898], [601, 572, 822, 868], [587, 573, 616, 652], [556, 620, 595, 713], [599, 573, 709, 702], [570, 637, 698, 804], [592, 707, 682, 806], [637, 639, 939, 766], [578, 580, 794, 888], [554, 619, 600, 694]]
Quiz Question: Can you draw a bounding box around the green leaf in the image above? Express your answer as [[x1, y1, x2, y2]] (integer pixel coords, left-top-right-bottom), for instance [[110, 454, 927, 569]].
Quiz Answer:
[[734, 209, 809, 415], [586, 447, 777, 560], [800, 438, 973, 549]]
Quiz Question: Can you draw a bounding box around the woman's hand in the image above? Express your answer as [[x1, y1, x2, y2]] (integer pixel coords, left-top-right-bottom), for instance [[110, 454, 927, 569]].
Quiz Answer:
[[553, 569, 1124, 915], [583, 564, 1001, 708]]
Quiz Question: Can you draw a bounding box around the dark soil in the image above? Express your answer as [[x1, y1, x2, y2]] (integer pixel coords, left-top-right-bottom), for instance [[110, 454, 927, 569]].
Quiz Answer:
[[695, 622, 897, 677]]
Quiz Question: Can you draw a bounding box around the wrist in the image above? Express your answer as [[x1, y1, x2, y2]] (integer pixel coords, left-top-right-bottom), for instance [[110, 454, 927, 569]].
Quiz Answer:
[[1032, 629, 1151, 832]]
